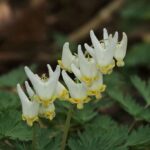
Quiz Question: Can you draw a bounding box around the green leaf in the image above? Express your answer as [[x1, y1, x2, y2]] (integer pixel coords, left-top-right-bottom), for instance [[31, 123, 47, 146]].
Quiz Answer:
[[108, 90, 143, 119], [72, 102, 98, 124], [126, 126, 150, 147], [108, 88, 150, 122], [0, 65, 36, 88], [131, 76, 150, 105], [0, 91, 20, 111], [0, 110, 32, 141], [36, 127, 60, 150], [125, 43, 150, 67], [69, 116, 128, 150]]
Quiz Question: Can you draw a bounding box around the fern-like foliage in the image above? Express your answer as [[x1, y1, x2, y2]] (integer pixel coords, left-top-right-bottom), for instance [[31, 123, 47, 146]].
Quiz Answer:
[[68, 115, 128, 150], [131, 75, 150, 105], [126, 126, 150, 149], [0, 110, 32, 141]]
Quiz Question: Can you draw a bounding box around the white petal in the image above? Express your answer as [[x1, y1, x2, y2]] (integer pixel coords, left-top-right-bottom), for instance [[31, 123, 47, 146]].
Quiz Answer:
[[17, 84, 39, 117], [78, 45, 97, 78], [84, 43, 95, 58], [61, 42, 75, 70], [103, 28, 109, 40], [71, 64, 81, 80], [47, 64, 53, 76], [35, 65, 60, 100], [24, 66, 38, 84], [95, 46, 114, 66], [47, 64, 68, 99], [62, 70, 87, 99], [114, 32, 127, 60], [25, 81, 35, 97], [103, 28, 109, 47], [89, 73, 103, 90], [90, 30, 103, 50], [109, 31, 118, 51]]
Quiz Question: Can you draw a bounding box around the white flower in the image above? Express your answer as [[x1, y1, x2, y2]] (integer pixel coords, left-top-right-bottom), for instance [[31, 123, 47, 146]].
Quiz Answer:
[[71, 45, 98, 86], [86, 72, 106, 99], [17, 84, 39, 126], [114, 32, 127, 67], [84, 29, 118, 74], [47, 64, 69, 100], [39, 103, 55, 120], [24, 65, 60, 106], [58, 42, 78, 72], [25, 81, 56, 121], [62, 70, 90, 109]]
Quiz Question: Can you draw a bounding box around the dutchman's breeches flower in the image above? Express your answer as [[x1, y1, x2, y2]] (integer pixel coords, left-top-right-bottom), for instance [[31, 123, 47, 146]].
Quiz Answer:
[[71, 45, 98, 86], [62, 70, 90, 109], [24, 65, 60, 106], [114, 32, 127, 67], [17, 84, 39, 126], [58, 42, 78, 72], [47, 64, 69, 100], [85, 30, 115, 74], [86, 72, 106, 99]]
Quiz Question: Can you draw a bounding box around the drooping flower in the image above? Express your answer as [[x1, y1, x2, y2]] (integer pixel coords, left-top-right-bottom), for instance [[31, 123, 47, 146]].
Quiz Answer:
[[86, 72, 106, 99], [25, 81, 56, 121], [47, 64, 69, 100], [62, 70, 90, 109], [24, 65, 60, 106], [58, 42, 78, 72], [17, 84, 39, 126], [114, 32, 127, 67], [84, 29, 118, 74], [71, 45, 98, 86]]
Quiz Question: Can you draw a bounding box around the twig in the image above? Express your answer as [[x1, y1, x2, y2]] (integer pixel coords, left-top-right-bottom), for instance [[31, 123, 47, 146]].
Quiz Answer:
[[68, 0, 124, 42]]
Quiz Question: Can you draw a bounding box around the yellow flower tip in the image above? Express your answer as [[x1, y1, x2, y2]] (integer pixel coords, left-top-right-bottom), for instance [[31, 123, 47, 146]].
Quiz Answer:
[[83, 97, 91, 103], [99, 64, 115, 74], [41, 111, 56, 120], [116, 60, 125, 67], [69, 98, 81, 103], [81, 76, 98, 86], [69, 97, 90, 109], [95, 93, 102, 100], [87, 85, 106, 98], [99, 84, 106, 92], [22, 115, 38, 126], [40, 96, 56, 107], [77, 103, 84, 109], [59, 90, 69, 100]]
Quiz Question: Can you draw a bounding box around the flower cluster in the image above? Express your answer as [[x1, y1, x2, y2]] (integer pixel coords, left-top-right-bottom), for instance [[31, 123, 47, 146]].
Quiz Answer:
[[17, 28, 127, 126]]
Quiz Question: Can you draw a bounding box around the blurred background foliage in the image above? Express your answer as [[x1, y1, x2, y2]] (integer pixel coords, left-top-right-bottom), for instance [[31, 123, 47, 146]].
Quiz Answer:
[[0, 0, 150, 149]]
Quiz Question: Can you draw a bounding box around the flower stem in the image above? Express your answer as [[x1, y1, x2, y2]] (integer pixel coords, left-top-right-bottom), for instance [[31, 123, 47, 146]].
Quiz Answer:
[[61, 105, 73, 150], [32, 123, 37, 150]]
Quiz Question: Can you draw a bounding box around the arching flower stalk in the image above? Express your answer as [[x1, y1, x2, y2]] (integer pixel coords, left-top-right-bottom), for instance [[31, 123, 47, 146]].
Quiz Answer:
[[17, 28, 127, 127]]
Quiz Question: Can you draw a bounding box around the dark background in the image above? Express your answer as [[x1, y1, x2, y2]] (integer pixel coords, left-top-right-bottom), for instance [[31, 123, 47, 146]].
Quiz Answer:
[[0, 0, 149, 75]]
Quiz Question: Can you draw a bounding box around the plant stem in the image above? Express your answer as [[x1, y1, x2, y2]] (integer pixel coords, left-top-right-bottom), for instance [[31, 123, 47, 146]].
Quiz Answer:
[[128, 120, 137, 133], [32, 123, 37, 150], [61, 106, 73, 150]]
